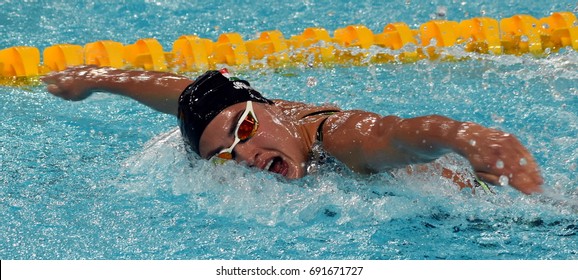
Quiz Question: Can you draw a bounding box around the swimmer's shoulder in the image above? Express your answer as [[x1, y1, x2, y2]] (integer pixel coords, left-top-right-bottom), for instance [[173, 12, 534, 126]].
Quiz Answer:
[[272, 99, 342, 120], [318, 110, 389, 173]]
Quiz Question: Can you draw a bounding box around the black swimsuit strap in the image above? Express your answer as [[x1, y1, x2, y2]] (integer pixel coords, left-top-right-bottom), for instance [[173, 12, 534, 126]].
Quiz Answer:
[[312, 111, 339, 142], [302, 109, 341, 118], [299, 109, 340, 142], [316, 118, 329, 142], [305, 110, 339, 172]]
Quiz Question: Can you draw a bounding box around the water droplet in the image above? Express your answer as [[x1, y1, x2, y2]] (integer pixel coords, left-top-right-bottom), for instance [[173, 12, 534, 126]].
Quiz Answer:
[[499, 175, 509, 186], [519, 158, 527, 166], [435, 6, 447, 19], [521, 35, 529, 42], [491, 114, 504, 123], [306, 76, 317, 87], [496, 160, 504, 169], [469, 139, 476, 146]]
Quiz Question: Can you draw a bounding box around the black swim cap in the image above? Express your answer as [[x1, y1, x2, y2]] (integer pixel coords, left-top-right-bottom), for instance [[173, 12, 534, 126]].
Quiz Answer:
[[178, 69, 273, 156]]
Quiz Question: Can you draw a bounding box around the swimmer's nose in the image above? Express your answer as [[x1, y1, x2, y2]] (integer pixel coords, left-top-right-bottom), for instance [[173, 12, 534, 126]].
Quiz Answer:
[[232, 142, 257, 166]]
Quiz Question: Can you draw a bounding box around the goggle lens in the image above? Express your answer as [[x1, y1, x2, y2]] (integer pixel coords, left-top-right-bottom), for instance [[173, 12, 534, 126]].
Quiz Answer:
[[216, 152, 234, 160], [211, 101, 259, 164], [237, 113, 257, 140]]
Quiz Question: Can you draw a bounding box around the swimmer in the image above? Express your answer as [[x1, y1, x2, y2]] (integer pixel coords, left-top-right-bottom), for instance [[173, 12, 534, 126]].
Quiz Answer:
[[42, 65, 543, 194]]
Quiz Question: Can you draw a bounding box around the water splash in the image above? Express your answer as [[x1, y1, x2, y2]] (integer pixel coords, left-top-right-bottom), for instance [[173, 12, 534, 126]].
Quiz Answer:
[[2, 0, 578, 260]]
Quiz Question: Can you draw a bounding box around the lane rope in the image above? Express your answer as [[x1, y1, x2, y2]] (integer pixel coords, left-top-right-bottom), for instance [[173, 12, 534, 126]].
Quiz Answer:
[[1, 11, 576, 81]]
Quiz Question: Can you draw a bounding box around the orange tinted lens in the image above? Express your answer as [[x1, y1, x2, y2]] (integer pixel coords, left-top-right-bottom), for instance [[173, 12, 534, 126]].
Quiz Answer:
[[216, 152, 233, 160], [236, 113, 257, 140]]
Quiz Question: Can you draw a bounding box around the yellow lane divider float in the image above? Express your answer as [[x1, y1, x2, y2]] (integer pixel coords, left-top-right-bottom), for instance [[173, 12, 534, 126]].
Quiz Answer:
[[1, 11, 577, 81]]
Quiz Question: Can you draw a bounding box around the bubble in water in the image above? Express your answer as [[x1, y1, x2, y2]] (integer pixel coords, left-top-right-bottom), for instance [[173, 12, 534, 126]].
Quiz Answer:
[[491, 114, 505, 123], [519, 158, 528, 166], [521, 35, 529, 42], [496, 160, 504, 169], [307, 76, 317, 87], [435, 6, 447, 19], [498, 175, 509, 186]]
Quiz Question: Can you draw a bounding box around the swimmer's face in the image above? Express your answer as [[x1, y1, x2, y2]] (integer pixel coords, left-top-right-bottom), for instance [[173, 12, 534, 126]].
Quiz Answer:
[[199, 102, 310, 179]]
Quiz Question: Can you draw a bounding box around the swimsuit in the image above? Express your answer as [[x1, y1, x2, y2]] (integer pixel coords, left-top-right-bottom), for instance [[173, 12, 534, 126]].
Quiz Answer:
[[301, 110, 340, 174], [270, 99, 341, 174]]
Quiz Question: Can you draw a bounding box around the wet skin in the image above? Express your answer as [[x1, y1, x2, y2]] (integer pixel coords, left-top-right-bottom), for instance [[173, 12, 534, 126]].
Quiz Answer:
[[42, 66, 544, 195], [199, 102, 315, 179]]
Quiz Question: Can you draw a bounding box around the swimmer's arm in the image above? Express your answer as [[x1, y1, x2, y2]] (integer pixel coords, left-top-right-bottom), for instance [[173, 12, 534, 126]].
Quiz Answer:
[[322, 112, 543, 194], [42, 65, 193, 116]]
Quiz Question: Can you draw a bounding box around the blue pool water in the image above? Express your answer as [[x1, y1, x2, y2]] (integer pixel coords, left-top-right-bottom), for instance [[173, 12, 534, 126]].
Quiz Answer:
[[1, 0, 577, 259]]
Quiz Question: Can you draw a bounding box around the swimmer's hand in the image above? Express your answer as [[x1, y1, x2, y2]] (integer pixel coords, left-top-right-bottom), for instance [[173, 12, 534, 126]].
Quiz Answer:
[[42, 65, 98, 101], [454, 122, 543, 195]]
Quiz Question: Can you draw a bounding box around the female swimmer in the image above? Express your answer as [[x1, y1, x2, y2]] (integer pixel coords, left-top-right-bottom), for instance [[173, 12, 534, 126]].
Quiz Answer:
[[43, 66, 543, 194]]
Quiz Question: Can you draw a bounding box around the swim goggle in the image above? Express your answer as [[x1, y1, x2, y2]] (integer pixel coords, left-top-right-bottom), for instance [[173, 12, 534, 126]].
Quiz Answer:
[[211, 101, 259, 164]]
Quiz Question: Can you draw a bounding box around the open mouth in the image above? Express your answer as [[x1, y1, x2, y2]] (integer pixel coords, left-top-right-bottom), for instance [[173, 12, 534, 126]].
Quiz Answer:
[[264, 156, 289, 177]]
